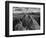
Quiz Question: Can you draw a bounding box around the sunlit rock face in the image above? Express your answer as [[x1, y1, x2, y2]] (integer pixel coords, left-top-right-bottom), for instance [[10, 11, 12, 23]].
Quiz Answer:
[[13, 14, 40, 31], [22, 15, 33, 29]]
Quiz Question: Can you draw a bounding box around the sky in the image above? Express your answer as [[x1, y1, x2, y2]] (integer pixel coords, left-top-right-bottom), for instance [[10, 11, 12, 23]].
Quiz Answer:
[[13, 7, 40, 13]]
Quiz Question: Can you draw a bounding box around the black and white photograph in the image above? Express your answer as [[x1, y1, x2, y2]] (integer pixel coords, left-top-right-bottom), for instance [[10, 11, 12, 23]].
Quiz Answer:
[[13, 7, 40, 31], [5, 1, 45, 37]]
